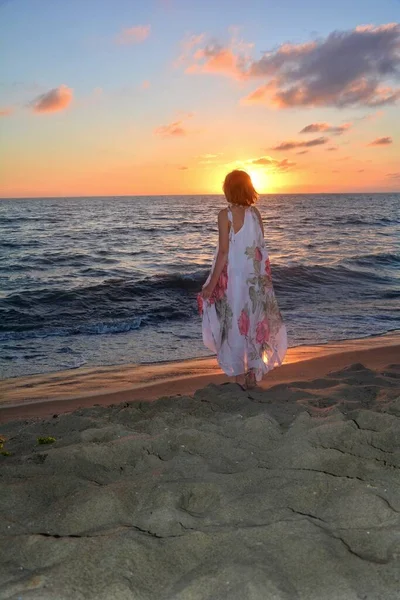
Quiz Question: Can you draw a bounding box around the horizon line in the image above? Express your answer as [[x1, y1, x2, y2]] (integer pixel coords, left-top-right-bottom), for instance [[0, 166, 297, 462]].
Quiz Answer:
[[1, 190, 399, 200]]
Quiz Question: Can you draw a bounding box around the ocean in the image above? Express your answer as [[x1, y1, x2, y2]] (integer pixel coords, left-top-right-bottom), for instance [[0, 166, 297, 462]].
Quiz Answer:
[[0, 193, 399, 379]]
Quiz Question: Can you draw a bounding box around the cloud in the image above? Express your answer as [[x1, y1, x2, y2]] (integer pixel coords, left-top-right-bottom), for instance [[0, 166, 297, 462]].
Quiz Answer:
[[30, 85, 73, 113], [0, 107, 13, 117], [186, 44, 248, 79], [155, 120, 187, 137], [358, 169, 365, 172], [300, 122, 352, 135], [187, 23, 400, 109], [180, 30, 253, 78], [116, 25, 150, 45], [387, 172, 400, 178], [249, 156, 296, 172], [355, 110, 384, 122], [326, 147, 338, 151], [155, 112, 196, 138], [296, 150, 309, 155], [175, 33, 205, 67], [140, 80, 150, 90], [368, 136, 393, 146], [197, 153, 221, 164], [271, 136, 329, 151], [178, 166, 188, 170]]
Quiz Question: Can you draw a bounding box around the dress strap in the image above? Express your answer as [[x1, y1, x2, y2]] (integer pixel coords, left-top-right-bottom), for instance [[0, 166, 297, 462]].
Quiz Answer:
[[227, 206, 234, 242]]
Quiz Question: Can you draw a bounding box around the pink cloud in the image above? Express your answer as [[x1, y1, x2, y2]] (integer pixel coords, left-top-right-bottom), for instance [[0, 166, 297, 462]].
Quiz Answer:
[[116, 25, 150, 45], [175, 33, 205, 68], [30, 85, 73, 114], [186, 44, 247, 79], [368, 136, 393, 146], [186, 23, 400, 109], [155, 120, 188, 137], [300, 122, 352, 135], [271, 137, 329, 151], [387, 172, 400, 178], [0, 107, 13, 117], [140, 80, 150, 90]]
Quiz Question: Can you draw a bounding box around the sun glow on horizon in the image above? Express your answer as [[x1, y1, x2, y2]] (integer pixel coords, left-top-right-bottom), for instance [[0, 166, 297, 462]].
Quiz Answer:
[[247, 168, 270, 193]]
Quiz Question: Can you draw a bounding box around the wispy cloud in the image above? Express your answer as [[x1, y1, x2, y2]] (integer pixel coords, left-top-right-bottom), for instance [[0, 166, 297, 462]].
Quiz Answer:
[[326, 147, 338, 151], [368, 136, 393, 146], [30, 85, 73, 114], [155, 120, 187, 137], [355, 110, 384, 122], [271, 136, 329, 151], [116, 25, 151, 45], [197, 153, 222, 164], [185, 23, 400, 109], [300, 122, 352, 135], [248, 156, 296, 172], [179, 30, 253, 78], [0, 107, 13, 117], [175, 33, 205, 67], [154, 112, 195, 138], [387, 172, 400, 178]]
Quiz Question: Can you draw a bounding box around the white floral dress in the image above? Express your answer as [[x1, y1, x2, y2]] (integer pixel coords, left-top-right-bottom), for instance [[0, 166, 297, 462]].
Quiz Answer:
[[198, 205, 287, 381]]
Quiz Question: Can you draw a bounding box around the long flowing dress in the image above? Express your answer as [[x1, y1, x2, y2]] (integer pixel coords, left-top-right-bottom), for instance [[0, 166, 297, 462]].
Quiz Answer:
[[198, 205, 287, 381]]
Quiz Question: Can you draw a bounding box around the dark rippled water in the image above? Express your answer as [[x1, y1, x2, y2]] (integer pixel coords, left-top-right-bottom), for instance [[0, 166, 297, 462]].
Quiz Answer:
[[1, 194, 399, 378]]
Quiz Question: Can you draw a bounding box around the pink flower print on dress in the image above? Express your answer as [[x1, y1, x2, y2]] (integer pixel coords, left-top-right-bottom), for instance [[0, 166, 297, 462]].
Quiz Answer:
[[265, 257, 271, 277], [238, 309, 250, 336], [256, 317, 270, 344], [254, 247, 262, 262], [210, 263, 228, 303]]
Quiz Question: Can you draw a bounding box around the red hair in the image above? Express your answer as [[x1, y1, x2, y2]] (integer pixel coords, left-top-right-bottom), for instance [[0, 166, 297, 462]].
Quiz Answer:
[[223, 170, 258, 206]]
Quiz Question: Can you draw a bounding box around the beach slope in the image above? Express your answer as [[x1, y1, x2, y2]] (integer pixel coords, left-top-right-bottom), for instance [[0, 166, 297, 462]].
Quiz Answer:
[[0, 342, 399, 599]]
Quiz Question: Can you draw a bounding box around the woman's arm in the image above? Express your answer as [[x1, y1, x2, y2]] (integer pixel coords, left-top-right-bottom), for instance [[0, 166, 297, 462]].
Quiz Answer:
[[253, 207, 265, 237], [202, 209, 229, 299]]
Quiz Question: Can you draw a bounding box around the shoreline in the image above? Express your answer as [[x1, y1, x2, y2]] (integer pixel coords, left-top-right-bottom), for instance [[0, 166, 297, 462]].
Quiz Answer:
[[1, 330, 399, 423]]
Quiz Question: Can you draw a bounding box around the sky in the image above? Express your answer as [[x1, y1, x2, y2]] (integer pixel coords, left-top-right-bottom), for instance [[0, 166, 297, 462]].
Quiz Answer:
[[0, 0, 399, 197]]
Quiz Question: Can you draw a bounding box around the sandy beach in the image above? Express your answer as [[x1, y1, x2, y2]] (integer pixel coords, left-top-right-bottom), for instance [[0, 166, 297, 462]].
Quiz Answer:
[[1, 333, 399, 599]]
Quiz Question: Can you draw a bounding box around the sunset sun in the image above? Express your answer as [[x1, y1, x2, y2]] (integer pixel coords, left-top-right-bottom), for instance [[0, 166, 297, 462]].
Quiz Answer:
[[247, 168, 270, 193]]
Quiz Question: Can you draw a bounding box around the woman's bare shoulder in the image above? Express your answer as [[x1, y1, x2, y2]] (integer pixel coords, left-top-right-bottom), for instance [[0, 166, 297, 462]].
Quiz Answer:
[[218, 207, 229, 221]]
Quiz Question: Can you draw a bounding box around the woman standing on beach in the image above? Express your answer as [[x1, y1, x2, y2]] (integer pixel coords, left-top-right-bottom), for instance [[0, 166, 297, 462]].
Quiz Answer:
[[198, 170, 287, 389]]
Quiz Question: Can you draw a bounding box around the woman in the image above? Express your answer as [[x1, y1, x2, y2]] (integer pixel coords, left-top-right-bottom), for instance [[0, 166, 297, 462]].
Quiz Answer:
[[198, 170, 287, 389]]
